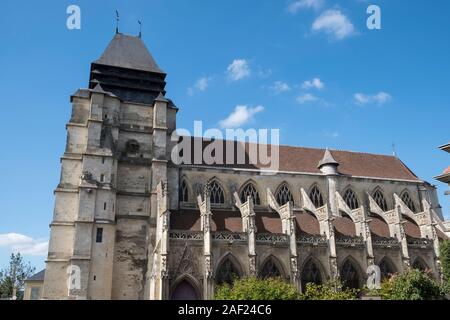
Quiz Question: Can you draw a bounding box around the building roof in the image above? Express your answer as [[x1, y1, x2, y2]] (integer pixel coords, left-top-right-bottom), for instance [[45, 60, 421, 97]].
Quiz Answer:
[[179, 137, 420, 181], [369, 215, 391, 238], [94, 33, 164, 73], [439, 143, 450, 153], [26, 269, 45, 282], [318, 148, 339, 169], [333, 216, 357, 237], [294, 211, 321, 235], [435, 168, 450, 183], [403, 216, 422, 239]]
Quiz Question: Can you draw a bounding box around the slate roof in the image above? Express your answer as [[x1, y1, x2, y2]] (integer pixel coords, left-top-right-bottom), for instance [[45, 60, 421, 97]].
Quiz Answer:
[[318, 148, 339, 168], [178, 137, 420, 181], [94, 33, 164, 73], [26, 269, 45, 282]]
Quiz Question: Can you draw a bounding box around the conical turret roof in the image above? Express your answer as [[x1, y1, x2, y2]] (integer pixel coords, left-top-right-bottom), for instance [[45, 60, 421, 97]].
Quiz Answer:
[[318, 148, 339, 168]]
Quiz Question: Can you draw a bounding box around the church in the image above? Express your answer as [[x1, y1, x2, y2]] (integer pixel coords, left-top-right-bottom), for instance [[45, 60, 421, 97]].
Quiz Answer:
[[42, 32, 450, 300]]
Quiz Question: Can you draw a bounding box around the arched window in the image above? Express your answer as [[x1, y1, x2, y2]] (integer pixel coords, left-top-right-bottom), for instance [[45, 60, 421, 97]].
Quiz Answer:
[[412, 257, 428, 272], [216, 258, 241, 285], [209, 180, 225, 204], [179, 180, 189, 202], [276, 184, 293, 206], [340, 259, 362, 289], [171, 280, 199, 300], [401, 191, 416, 213], [309, 185, 324, 208], [301, 259, 322, 291], [379, 258, 396, 280], [373, 189, 388, 211], [343, 189, 359, 210], [240, 182, 261, 205], [260, 257, 282, 279]]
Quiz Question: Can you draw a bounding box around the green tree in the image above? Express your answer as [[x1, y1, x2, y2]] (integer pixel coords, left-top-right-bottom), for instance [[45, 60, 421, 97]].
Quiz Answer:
[[299, 280, 359, 300], [440, 240, 450, 284], [0, 253, 35, 300], [380, 269, 446, 300], [215, 277, 301, 300]]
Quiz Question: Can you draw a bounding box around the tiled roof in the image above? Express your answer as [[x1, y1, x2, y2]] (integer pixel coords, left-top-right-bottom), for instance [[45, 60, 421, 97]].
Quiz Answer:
[[170, 209, 242, 232], [26, 269, 45, 282], [403, 216, 422, 239], [369, 215, 391, 238], [333, 216, 356, 237], [178, 137, 420, 181], [255, 212, 283, 233], [294, 211, 321, 235]]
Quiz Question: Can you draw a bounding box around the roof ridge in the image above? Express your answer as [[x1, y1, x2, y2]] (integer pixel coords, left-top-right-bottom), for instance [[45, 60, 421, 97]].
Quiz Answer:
[[179, 135, 399, 158]]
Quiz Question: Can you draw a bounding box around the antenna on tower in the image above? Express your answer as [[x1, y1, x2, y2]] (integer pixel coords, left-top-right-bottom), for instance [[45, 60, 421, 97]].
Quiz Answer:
[[115, 10, 120, 34], [138, 20, 142, 38]]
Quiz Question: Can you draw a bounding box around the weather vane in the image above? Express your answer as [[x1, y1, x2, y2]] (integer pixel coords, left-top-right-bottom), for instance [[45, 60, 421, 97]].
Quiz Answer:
[[115, 10, 120, 34], [392, 143, 397, 157]]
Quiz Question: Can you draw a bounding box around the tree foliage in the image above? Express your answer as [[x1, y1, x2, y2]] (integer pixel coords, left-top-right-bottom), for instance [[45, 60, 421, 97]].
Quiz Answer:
[[0, 253, 35, 300], [215, 277, 301, 300], [380, 269, 446, 300], [299, 280, 359, 300], [440, 240, 450, 284]]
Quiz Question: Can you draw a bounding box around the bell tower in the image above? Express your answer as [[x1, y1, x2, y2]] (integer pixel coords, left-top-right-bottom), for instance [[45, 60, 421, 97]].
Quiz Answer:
[[43, 32, 177, 299]]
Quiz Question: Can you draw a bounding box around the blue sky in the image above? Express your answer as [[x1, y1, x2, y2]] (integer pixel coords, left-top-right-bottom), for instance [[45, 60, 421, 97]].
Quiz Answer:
[[0, 0, 449, 270]]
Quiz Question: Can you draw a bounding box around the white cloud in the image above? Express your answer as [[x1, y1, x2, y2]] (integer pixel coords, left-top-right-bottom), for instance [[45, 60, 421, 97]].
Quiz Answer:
[[219, 105, 264, 128], [324, 131, 339, 138], [296, 93, 319, 104], [227, 59, 251, 81], [354, 92, 392, 105], [257, 68, 272, 79], [312, 9, 355, 40], [288, 0, 324, 13], [302, 77, 324, 90], [188, 77, 211, 96], [0, 233, 48, 256], [269, 81, 291, 94]]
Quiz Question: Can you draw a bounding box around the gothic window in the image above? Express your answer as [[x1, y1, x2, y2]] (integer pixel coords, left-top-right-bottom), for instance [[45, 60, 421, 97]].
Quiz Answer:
[[209, 180, 225, 204], [401, 191, 416, 213], [240, 183, 261, 205], [343, 189, 359, 210], [373, 189, 388, 211], [301, 259, 322, 290], [412, 258, 428, 272], [260, 258, 282, 279], [126, 139, 140, 153], [309, 185, 325, 208], [379, 258, 395, 280], [171, 280, 199, 300], [179, 180, 189, 202], [340, 259, 361, 289], [276, 184, 293, 206], [216, 258, 240, 285]]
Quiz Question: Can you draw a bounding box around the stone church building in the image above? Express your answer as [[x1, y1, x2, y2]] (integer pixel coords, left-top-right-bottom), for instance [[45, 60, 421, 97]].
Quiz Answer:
[[42, 33, 450, 300]]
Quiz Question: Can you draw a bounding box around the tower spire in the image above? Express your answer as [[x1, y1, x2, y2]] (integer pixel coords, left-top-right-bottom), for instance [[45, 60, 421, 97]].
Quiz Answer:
[[138, 20, 142, 38], [115, 10, 120, 34]]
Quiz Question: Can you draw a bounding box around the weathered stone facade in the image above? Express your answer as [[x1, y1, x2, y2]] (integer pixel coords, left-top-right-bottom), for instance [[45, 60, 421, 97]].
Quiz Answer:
[[42, 33, 450, 300]]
